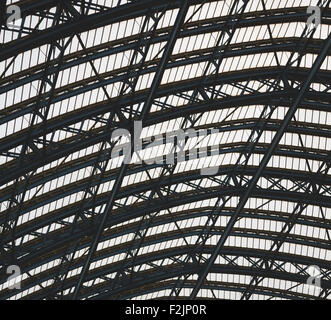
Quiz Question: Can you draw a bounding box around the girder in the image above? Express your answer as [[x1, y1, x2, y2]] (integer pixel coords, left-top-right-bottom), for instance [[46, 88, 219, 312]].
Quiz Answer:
[[17, 247, 331, 300], [3, 1, 331, 62], [1, 163, 330, 230], [2, 10, 330, 94], [4, 204, 330, 276], [112, 279, 322, 300], [1, 68, 330, 188], [0, 121, 330, 206]]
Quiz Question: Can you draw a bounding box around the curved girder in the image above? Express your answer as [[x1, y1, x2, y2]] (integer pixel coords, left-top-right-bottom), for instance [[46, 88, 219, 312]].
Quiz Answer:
[[1, 33, 329, 95], [2, 2, 330, 62], [1, 164, 330, 239], [1, 228, 328, 299], [0, 0, 179, 61], [16, 245, 331, 300], [3, 222, 330, 299], [1, 57, 331, 127], [1, 114, 330, 198], [6, 204, 330, 281], [1, 67, 331, 152], [78, 261, 331, 300], [0, 35, 327, 94], [0, 138, 330, 208], [109, 279, 321, 300], [1, 88, 330, 165], [1, 68, 330, 188], [2, 151, 331, 222]]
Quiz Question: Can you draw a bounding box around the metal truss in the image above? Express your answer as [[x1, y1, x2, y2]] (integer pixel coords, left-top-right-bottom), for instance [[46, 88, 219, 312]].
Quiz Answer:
[[0, 0, 330, 300]]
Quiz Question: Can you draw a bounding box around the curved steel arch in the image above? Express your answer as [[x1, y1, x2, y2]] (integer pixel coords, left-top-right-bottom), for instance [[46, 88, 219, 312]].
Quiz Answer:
[[0, 0, 331, 300], [9, 244, 331, 300], [111, 279, 322, 300]]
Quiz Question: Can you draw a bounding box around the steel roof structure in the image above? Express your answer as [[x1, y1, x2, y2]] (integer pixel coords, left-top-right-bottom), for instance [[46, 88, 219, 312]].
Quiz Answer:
[[0, 0, 330, 300]]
